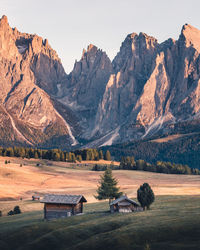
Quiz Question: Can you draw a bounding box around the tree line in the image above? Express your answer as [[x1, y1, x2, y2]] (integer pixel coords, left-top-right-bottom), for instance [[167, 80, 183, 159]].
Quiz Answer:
[[106, 133, 200, 169], [92, 156, 200, 175], [0, 146, 112, 162], [119, 156, 200, 175]]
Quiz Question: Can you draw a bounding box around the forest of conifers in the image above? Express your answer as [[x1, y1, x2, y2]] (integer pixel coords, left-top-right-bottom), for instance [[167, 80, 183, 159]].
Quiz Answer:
[[0, 146, 199, 175]]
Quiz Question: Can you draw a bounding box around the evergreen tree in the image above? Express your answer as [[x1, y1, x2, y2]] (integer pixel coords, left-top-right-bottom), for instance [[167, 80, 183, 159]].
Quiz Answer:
[[71, 153, 76, 163], [99, 150, 104, 160], [76, 155, 82, 162], [60, 152, 65, 161], [95, 168, 122, 204], [68, 152, 72, 162], [86, 151, 90, 161], [104, 150, 111, 161], [137, 183, 155, 210], [34, 151, 39, 159], [53, 152, 60, 161]]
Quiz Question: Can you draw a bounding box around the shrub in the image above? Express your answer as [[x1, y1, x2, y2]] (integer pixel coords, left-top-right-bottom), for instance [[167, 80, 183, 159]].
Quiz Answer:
[[7, 210, 14, 216], [0, 211, 2, 217], [137, 183, 155, 210], [13, 206, 21, 214]]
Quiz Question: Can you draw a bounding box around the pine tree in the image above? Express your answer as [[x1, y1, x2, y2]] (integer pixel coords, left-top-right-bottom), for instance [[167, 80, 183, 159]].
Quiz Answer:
[[76, 155, 82, 162], [137, 183, 155, 210], [95, 168, 122, 204], [99, 150, 104, 160], [71, 153, 76, 163], [34, 151, 39, 159], [104, 150, 111, 161]]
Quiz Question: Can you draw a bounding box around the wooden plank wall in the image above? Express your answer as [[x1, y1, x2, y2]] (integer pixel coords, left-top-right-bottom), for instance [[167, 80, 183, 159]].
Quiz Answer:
[[44, 202, 83, 219]]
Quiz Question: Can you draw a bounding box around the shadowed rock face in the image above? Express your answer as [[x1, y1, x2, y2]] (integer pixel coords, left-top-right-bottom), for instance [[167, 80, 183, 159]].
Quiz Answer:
[[0, 15, 77, 148], [57, 44, 113, 135]]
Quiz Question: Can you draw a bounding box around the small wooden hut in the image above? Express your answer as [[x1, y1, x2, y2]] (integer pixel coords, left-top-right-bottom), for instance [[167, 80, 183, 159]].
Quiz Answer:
[[110, 195, 143, 213], [41, 194, 87, 220], [32, 195, 40, 201]]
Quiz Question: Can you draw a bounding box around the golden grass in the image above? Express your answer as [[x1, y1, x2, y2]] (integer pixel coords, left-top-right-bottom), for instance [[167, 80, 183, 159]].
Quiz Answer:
[[80, 159, 120, 165], [150, 132, 200, 143], [0, 156, 200, 211]]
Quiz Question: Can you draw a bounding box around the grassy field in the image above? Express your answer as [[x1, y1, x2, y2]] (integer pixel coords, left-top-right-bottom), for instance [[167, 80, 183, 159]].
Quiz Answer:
[[0, 156, 200, 207], [0, 156, 200, 249], [0, 195, 200, 250]]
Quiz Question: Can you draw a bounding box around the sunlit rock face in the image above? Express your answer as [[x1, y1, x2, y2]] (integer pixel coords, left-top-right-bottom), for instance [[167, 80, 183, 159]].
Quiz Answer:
[[91, 24, 200, 146], [1, 14, 200, 148], [0, 15, 77, 148]]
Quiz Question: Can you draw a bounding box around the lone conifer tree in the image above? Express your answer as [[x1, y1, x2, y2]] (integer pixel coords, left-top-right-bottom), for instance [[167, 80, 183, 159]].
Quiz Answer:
[[95, 168, 122, 204], [137, 183, 155, 210]]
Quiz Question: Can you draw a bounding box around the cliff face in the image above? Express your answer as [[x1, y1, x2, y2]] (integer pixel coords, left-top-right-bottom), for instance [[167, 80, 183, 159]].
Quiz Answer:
[[58, 44, 113, 135], [1, 15, 200, 148], [90, 24, 200, 146], [0, 15, 77, 147]]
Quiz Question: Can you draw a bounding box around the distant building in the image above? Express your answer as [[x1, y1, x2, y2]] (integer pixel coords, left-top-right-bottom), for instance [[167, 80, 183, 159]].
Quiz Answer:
[[110, 195, 143, 213], [32, 195, 40, 201], [40, 194, 87, 220]]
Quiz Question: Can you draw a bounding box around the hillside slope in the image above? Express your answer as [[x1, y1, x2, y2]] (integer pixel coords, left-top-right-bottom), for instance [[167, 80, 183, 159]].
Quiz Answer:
[[0, 196, 200, 250]]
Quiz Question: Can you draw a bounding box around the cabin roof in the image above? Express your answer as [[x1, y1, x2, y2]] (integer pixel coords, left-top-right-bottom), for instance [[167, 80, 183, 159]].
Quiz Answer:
[[40, 194, 87, 205], [110, 195, 139, 206]]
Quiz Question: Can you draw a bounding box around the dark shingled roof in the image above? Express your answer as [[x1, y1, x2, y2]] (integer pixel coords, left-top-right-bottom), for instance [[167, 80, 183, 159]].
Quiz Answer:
[[40, 194, 87, 205], [110, 195, 139, 206]]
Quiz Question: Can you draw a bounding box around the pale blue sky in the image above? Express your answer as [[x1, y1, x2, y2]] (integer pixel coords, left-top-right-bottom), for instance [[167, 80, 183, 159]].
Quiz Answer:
[[1, 0, 200, 72]]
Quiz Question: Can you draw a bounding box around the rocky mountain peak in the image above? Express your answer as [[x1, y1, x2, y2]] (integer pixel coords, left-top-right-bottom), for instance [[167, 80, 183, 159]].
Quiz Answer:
[[81, 43, 98, 60], [113, 31, 158, 72], [87, 43, 97, 51], [0, 15, 8, 26], [180, 23, 200, 52]]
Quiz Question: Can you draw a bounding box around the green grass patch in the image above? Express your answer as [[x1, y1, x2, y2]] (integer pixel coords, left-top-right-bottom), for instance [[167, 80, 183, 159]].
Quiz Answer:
[[0, 196, 200, 250]]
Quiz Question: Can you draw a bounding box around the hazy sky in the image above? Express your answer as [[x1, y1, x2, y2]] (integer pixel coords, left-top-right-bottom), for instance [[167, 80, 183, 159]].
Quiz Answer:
[[1, 0, 200, 72]]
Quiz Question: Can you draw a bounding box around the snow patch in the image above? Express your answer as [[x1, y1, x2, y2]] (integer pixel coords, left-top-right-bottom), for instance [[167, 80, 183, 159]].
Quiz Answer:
[[56, 84, 63, 97], [142, 114, 175, 138], [17, 45, 28, 54], [39, 116, 47, 124], [100, 127, 120, 147], [5, 110, 33, 145], [142, 116, 165, 138], [54, 110, 78, 146]]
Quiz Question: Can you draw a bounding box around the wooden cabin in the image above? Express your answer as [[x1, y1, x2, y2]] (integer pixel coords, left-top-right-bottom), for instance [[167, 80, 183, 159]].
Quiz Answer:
[[32, 195, 40, 201], [40, 194, 87, 220], [110, 195, 143, 213]]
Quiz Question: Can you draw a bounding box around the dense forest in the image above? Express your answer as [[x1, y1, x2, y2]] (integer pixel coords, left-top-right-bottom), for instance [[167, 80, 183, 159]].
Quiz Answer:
[[104, 133, 200, 169], [93, 156, 200, 175], [0, 146, 111, 162], [0, 145, 199, 175]]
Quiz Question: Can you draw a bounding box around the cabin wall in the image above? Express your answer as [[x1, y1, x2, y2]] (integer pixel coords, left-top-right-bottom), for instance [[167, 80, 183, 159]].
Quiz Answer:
[[110, 202, 143, 213], [44, 203, 83, 220]]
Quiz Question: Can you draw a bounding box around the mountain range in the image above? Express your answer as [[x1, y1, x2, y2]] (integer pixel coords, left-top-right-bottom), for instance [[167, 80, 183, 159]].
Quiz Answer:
[[1, 15, 200, 152]]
